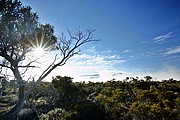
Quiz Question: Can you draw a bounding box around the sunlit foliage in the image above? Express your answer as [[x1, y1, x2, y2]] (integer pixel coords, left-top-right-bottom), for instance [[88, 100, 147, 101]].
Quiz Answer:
[[0, 76, 180, 119]]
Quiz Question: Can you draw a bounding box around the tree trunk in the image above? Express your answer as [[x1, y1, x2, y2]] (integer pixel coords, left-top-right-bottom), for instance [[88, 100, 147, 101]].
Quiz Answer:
[[1, 85, 25, 120]]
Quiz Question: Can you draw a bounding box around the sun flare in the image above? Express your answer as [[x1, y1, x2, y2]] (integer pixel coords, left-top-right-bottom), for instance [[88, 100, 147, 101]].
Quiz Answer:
[[33, 47, 45, 57]]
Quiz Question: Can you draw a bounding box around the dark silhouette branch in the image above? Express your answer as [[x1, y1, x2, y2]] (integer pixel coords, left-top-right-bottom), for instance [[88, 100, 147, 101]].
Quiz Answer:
[[0, 1, 99, 119], [0, 63, 11, 69], [35, 29, 99, 84]]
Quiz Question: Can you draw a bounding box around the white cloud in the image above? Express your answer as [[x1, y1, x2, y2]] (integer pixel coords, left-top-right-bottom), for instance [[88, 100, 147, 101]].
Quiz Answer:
[[29, 51, 179, 82], [86, 46, 96, 54], [101, 49, 112, 54], [149, 66, 180, 80], [49, 64, 115, 82], [48, 63, 180, 82], [128, 65, 180, 81], [140, 40, 149, 44], [164, 46, 180, 55], [81, 74, 100, 79], [46, 49, 128, 82], [71, 52, 126, 66], [153, 32, 173, 43], [122, 49, 131, 53]]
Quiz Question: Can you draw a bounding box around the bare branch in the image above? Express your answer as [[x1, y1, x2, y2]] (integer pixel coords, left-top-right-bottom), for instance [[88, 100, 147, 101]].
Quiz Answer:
[[18, 65, 36, 68], [35, 28, 99, 83], [18, 58, 39, 68], [39, 54, 58, 79], [0, 63, 11, 69], [24, 78, 35, 99]]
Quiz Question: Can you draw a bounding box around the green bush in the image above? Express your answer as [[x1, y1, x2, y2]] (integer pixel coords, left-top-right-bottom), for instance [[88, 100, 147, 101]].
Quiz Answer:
[[39, 108, 65, 120]]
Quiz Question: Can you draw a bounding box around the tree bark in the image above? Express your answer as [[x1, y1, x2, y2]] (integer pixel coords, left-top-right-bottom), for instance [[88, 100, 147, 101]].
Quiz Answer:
[[1, 66, 26, 120], [1, 84, 25, 120]]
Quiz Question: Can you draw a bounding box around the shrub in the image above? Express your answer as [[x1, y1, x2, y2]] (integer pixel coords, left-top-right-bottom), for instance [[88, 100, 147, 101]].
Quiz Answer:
[[39, 108, 65, 120]]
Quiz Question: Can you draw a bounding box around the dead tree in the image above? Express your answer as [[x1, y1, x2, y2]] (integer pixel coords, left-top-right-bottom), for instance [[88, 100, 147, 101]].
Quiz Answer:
[[0, 0, 98, 119]]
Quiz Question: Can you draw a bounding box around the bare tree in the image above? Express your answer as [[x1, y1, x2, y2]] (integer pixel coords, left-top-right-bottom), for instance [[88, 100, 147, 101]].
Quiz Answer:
[[0, 0, 98, 119]]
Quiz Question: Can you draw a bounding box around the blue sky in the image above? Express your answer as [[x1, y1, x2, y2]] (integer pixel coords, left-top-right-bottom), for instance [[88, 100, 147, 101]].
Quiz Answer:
[[21, 0, 180, 81]]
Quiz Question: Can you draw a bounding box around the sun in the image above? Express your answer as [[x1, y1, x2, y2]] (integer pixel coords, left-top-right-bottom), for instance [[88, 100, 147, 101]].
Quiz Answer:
[[28, 31, 52, 57], [32, 47, 45, 57]]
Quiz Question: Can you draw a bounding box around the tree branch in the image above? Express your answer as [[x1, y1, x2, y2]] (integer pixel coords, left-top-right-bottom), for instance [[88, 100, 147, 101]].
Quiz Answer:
[[18, 65, 36, 68], [35, 28, 99, 83], [0, 63, 11, 69]]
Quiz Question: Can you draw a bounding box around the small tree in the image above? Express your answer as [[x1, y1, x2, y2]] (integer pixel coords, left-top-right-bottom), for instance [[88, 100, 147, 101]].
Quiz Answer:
[[0, 0, 98, 119], [144, 76, 153, 81], [52, 76, 75, 98], [52, 76, 86, 109]]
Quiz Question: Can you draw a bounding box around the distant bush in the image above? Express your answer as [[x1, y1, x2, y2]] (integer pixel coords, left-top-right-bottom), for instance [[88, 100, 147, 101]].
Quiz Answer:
[[63, 101, 110, 120], [1, 76, 180, 120], [39, 108, 65, 120]]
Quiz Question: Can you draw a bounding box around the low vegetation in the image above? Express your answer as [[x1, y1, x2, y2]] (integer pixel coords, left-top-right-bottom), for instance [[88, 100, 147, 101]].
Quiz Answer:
[[0, 76, 180, 120]]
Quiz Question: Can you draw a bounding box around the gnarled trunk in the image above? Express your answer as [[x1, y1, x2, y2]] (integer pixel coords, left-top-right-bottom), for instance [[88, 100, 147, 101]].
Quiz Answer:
[[1, 84, 25, 120]]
